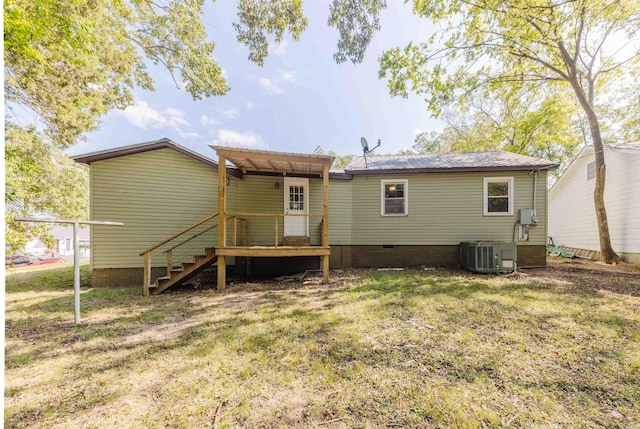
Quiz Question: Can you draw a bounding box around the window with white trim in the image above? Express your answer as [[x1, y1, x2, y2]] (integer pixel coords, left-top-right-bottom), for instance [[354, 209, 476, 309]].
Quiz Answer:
[[381, 180, 408, 216], [483, 177, 513, 215]]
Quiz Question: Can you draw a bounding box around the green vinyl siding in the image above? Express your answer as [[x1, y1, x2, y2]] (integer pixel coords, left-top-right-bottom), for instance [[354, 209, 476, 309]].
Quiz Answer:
[[234, 175, 284, 246], [90, 146, 546, 271], [351, 171, 547, 246], [91, 149, 227, 269], [233, 176, 352, 246], [308, 180, 322, 244], [309, 179, 352, 245], [326, 180, 352, 245]]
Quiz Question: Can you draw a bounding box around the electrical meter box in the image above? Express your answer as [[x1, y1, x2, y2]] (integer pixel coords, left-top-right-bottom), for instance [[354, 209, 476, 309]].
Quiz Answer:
[[520, 208, 538, 225]]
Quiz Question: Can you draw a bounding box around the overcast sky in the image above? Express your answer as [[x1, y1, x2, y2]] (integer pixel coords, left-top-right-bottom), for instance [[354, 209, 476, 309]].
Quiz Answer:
[[67, 1, 442, 159]]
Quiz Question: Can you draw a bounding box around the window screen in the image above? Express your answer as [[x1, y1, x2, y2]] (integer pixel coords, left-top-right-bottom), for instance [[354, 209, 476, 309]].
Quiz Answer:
[[382, 181, 407, 215]]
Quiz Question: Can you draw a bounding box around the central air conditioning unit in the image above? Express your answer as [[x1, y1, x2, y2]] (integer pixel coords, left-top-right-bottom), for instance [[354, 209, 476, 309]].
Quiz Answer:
[[460, 241, 517, 273]]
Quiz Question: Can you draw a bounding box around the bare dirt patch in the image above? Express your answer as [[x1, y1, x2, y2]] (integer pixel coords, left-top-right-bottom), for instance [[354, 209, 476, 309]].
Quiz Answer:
[[527, 256, 640, 297]]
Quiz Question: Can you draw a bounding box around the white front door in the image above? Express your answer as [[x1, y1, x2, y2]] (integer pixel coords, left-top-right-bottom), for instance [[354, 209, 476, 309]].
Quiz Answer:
[[284, 177, 309, 236]]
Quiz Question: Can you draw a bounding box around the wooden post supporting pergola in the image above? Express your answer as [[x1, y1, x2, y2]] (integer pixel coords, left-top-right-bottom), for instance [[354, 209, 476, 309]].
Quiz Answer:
[[211, 146, 334, 290], [217, 154, 227, 290], [321, 164, 330, 284]]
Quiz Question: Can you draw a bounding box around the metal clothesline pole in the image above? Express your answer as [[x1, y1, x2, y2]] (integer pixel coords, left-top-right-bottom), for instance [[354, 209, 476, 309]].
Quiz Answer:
[[15, 218, 124, 324]]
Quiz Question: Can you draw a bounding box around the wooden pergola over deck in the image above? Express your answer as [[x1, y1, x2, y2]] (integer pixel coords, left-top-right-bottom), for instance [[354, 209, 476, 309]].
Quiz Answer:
[[210, 146, 334, 290]]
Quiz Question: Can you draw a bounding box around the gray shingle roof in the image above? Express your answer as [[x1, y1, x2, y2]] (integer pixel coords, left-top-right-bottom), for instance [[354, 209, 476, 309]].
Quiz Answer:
[[345, 151, 559, 173], [72, 138, 219, 167]]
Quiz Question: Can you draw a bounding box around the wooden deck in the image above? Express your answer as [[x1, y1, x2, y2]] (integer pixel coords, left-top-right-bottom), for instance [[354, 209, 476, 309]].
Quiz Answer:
[[139, 147, 334, 295], [215, 246, 330, 257], [213, 146, 333, 290]]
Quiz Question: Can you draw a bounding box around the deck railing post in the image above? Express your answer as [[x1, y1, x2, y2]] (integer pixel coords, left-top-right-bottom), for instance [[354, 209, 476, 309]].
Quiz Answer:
[[274, 215, 278, 247], [232, 217, 237, 246], [166, 249, 172, 276], [143, 252, 151, 297], [241, 219, 247, 246]]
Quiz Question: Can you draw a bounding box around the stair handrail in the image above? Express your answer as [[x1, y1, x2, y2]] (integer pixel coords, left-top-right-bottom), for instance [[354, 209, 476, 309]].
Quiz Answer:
[[140, 213, 250, 296], [140, 212, 218, 296], [163, 223, 219, 254], [162, 215, 248, 255], [138, 212, 218, 257]]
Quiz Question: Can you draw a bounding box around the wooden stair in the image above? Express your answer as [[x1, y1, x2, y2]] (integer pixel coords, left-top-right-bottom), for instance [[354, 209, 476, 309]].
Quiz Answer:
[[149, 247, 217, 294]]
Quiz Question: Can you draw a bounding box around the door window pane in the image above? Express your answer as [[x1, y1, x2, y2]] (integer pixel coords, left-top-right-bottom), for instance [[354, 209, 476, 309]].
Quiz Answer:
[[289, 185, 304, 210]]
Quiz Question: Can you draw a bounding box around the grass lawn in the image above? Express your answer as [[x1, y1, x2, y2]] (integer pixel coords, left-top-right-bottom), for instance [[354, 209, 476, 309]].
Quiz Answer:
[[5, 262, 640, 428]]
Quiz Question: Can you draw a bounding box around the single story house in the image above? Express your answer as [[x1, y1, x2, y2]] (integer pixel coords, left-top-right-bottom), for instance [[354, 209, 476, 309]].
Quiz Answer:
[[51, 225, 90, 259], [549, 143, 640, 264], [73, 138, 559, 293], [23, 226, 90, 259], [23, 239, 48, 256]]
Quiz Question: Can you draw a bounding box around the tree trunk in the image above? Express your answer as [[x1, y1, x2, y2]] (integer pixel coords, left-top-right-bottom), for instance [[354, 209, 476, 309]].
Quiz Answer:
[[565, 75, 620, 264], [593, 163, 619, 263], [581, 100, 620, 264]]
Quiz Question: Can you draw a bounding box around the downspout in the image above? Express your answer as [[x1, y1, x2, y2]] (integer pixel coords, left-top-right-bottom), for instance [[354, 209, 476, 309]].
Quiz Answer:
[[531, 169, 539, 224], [518, 169, 540, 242], [533, 170, 538, 213]]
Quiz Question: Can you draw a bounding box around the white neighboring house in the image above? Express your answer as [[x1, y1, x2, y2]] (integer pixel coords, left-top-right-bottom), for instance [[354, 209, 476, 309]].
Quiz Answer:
[[24, 240, 48, 256], [51, 226, 90, 258], [548, 143, 640, 264], [24, 226, 91, 259]]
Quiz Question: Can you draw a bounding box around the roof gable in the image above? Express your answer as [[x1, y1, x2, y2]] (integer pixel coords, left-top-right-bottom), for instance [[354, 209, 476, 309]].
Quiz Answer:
[[550, 143, 640, 193], [72, 138, 243, 178]]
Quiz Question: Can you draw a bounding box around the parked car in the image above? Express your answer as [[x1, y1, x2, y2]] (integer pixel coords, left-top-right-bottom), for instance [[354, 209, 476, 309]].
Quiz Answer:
[[5, 255, 22, 265], [7, 255, 31, 266], [36, 257, 65, 265], [6, 255, 65, 266]]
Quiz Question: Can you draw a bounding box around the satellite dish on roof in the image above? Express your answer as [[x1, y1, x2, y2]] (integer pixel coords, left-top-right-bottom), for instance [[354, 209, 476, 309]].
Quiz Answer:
[[361, 137, 369, 152], [360, 137, 381, 168]]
